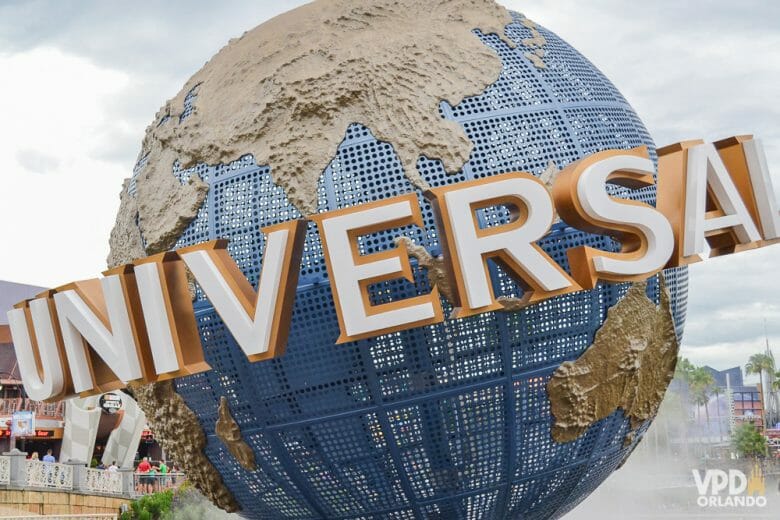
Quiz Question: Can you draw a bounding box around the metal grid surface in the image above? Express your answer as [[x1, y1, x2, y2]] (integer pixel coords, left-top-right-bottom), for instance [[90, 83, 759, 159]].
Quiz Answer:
[[131, 12, 692, 519]]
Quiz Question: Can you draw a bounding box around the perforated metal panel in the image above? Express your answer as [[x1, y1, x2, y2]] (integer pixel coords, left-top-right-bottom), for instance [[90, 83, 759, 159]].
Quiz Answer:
[[131, 12, 689, 519]]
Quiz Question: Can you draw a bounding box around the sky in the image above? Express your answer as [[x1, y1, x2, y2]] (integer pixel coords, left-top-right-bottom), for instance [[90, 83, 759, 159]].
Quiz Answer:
[[0, 0, 778, 375]]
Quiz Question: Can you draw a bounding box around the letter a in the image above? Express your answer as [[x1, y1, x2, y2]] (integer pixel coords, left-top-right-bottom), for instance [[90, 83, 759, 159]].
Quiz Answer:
[[714, 136, 780, 243], [657, 140, 761, 266]]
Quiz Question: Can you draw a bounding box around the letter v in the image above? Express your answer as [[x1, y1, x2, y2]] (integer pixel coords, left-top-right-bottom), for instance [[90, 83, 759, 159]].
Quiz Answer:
[[179, 220, 306, 362], [692, 470, 712, 495]]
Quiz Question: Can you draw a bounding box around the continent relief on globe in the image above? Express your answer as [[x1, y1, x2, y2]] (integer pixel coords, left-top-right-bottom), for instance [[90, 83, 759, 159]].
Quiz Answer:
[[112, 0, 524, 263], [400, 222, 680, 448], [106, 0, 677, 513], [108, 0, 530, 510], [547, 281, 679, 444]]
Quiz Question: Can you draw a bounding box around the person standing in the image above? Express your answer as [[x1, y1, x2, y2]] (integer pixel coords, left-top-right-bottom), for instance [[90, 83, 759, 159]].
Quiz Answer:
[[171, 464, 181, 486], [148, 463, 159, 493], [158, 460, 168, 489], [41, 449, 56, 486], [108, 461, 118, 473], [136, 457, 152, 494], [42, 449, 55, 463]]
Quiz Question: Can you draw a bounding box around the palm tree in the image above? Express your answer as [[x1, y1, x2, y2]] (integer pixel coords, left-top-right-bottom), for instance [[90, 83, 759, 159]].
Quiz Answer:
[[745, 353, 776, 425], [675, 356, 695, 383], [688, 367, 716, 459], [690, 384, 709, 420], [773, 370, 780, 392], [690, 368, 715, 431]]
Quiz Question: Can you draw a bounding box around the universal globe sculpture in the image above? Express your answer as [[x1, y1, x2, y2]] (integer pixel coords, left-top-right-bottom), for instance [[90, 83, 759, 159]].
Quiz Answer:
[[110, 1, 688, 518]]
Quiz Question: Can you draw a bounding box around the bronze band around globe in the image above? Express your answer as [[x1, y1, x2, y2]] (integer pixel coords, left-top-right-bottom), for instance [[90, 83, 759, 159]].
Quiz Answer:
[[7, 136, 780, 402]]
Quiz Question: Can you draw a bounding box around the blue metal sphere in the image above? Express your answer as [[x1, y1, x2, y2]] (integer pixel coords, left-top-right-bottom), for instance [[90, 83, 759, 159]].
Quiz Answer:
[[153, 12, 688, 519]]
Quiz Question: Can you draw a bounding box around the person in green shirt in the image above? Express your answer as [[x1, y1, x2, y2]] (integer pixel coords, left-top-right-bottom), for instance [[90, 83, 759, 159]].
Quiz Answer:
[[158, 461, 168, 488]]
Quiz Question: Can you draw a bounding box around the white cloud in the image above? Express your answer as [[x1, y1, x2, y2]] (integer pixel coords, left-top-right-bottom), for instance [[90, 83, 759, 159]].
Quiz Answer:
[[0, 48, 129, 173], [0, 47, 131, 286], [15, 149, 60, 174]]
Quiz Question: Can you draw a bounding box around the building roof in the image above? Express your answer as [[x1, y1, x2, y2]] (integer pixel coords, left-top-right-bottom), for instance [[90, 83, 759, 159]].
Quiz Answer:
[[702, 365, 745, 388], [0, 280, 47, 326]]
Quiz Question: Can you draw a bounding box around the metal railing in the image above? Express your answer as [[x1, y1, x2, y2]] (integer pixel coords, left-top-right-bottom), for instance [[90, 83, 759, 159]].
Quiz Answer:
[[132, 472, 186, 497], [0, 398, 63, 418], [0, 453, 187, 500]]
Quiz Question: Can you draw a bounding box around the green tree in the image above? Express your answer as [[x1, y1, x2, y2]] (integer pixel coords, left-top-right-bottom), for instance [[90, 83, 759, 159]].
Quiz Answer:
[[674, 356, 696, 383], [120, 490, 173, 520], [690, 367, 715, 430], [745, 353, 775, 423], [731, 422, 768, 458]]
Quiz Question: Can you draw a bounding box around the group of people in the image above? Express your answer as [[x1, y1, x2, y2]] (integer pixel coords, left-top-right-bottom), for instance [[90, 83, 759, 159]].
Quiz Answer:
[[95, 460, 120, 472], [135, 457, 179, 494], [26, 450, 181, 495], [28, 449, 57, 463]]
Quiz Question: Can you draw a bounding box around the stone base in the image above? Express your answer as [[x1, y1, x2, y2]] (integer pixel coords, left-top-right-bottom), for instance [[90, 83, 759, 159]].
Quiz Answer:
[[0, 488, 129, 516]]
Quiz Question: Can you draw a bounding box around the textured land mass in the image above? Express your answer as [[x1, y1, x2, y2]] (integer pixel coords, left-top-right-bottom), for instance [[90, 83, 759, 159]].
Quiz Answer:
[[109, 216, 237, 511], [128, 381, 239, 512], [518, 14, 548, 68], [135, 169, 208, 255], [107, 179, 146, 269], [215, 396, 257, 471], [547, 280, 679, 444], [130, 0, 514, 216], [395, 237, 456, 304], [107, 166, 207, 265], [106, 0, 523, 511]]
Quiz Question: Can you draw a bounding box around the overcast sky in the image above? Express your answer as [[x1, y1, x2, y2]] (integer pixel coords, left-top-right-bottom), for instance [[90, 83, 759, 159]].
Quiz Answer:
[[0, 0, 778, 375]]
